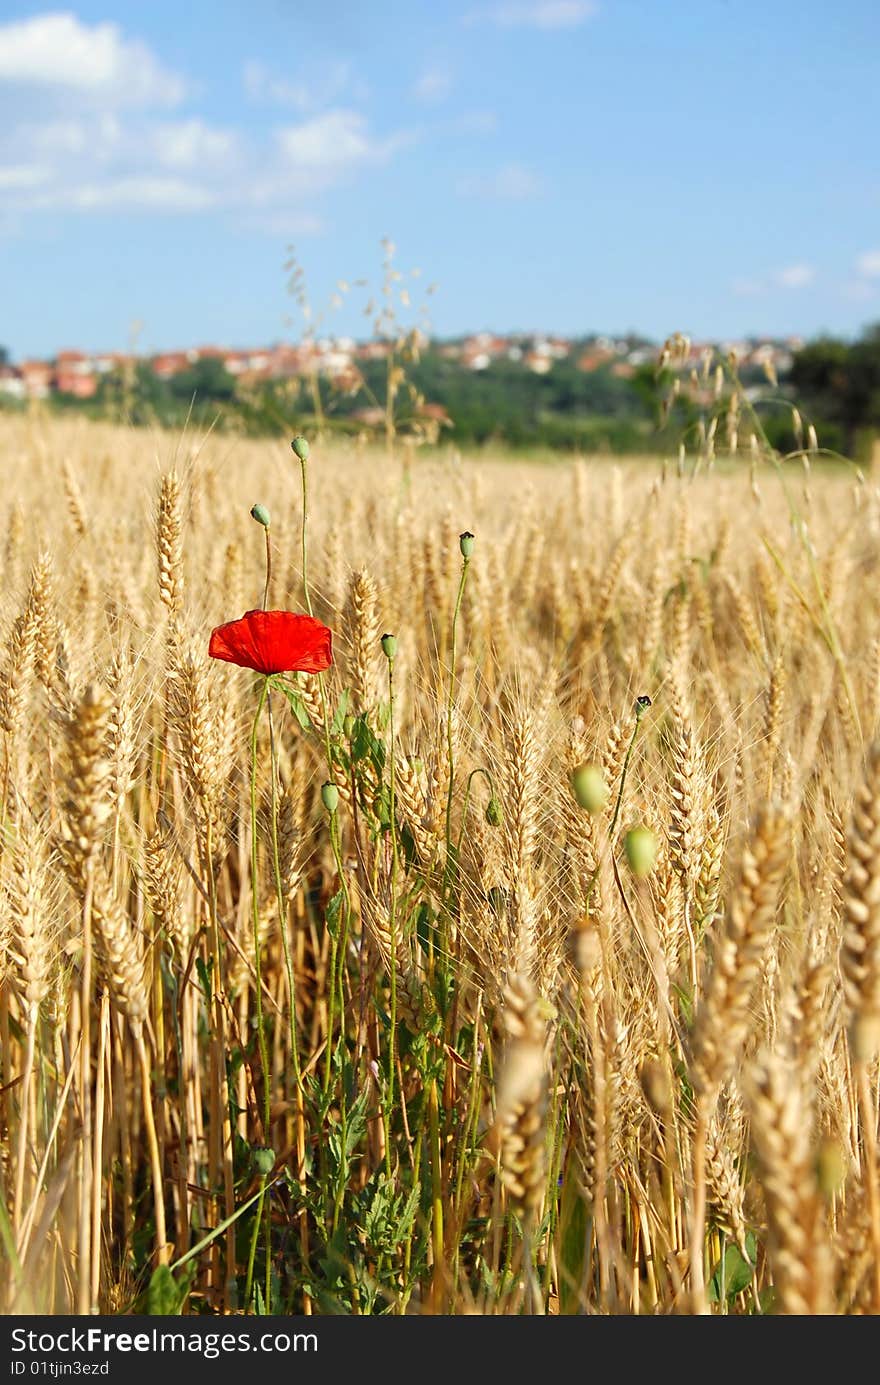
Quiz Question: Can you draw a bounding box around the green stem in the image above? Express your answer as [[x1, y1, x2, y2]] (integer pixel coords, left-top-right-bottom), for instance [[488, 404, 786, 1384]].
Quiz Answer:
[[455, 767, 497, 860], [243, 1173, 266, 1312], [328, 808, 352, 1231], [298, 458, 312, 618], [262, 527, 271, 612], [385, 655, 400, 1178], [444, 557, 470, 887], [427, 1078, 445, 1311], [249, 679, 272, 1130], [323, 927, 339, 1100], [247, 676, 271, 1310], [267, 690, 300, 1089], [450, 1003, 485, 1287]]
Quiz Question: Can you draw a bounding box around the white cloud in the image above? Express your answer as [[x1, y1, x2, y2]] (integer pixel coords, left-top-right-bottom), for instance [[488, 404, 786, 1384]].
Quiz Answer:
[[20, 119, 88, 156], [276, 110, 409, 171], [243, 58, 367, 112], [413, 66, 453, 104], [465, 2, 598, 28], [152, 120, 239, 171], [457, 162, 543, 199], [856, 249, 880, 279], [0, 164, 52, 190], [244, 59, 308, 110], [0, 11, 185, 106], [29, 176, 216, 212], [775, 263, 815, 288], [0, 60, 409, 224], [18, 114, 122, 161]]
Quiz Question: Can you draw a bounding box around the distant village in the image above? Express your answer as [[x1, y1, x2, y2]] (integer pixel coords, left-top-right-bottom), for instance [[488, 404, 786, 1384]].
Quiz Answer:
[[0, 331, 802, 403]]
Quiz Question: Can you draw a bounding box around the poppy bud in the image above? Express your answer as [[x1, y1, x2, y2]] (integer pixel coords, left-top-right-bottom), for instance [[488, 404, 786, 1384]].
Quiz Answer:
[[250, 503, 271, 528], [571, 763, 608, 813], [486, 795, 503, 827], [343, 713, 356, 738], [624, 826, 657, 878], [251, 1145, 275, 1176], [381, 632, 397, 660], [291, 435, 310, 462], [321, 781, 339, 814], [459, 531, 475, 559]]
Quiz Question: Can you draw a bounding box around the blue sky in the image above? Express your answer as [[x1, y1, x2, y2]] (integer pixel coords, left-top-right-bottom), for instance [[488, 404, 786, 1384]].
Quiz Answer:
[[0, 1, 878, 358]]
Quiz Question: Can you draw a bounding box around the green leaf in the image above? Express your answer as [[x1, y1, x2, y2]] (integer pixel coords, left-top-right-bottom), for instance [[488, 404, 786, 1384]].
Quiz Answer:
[[279, 683, 313, 731], [558, 1165, 590, 1315], [325, 888, 345, 940], [344, 1085, 371, 1159], [195, 956, 212, 1004], [373, 784, 392, 829], [147, 1264, 180, 1316], [415, 902, 436, 954], [330, 688, 351, 736], [708, 1233, 756, 1303], [350, 715, 373, 763]]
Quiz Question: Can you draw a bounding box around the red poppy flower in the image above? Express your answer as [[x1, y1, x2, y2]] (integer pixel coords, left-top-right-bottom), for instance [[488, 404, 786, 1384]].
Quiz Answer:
[[209, 609, 332, 676]]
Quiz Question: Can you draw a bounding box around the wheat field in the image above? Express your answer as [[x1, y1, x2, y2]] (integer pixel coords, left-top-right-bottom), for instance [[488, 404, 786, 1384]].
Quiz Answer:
[[1, 405, 880, 1316]]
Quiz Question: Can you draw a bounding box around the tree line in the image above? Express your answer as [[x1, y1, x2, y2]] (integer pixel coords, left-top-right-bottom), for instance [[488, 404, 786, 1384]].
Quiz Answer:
[[3, 325, 880, 458]]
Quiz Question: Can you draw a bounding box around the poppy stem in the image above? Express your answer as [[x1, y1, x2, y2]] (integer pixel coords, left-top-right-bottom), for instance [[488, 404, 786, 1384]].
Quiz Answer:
[[297, 457, 312, 618], [455, 767, 497, 861], [443, 553, 470, 908], [262, 527, 272, 611], [385, 652, 400, 1179], [246, 676, 272, 1311], [266, 689, 301, 1089]]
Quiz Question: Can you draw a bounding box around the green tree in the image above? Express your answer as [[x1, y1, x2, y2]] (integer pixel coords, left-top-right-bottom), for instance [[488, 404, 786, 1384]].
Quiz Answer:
[[169, 357, 236, 403], [790, 324, 880, 454]]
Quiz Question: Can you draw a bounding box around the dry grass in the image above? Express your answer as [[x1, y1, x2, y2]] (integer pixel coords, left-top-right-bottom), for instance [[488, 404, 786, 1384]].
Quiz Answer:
[[1, 409, 880, 1315]]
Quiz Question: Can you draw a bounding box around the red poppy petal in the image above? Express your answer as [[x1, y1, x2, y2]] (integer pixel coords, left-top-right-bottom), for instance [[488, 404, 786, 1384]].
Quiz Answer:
[[209, 610, 333, 675], [209, 615, 263, 671]]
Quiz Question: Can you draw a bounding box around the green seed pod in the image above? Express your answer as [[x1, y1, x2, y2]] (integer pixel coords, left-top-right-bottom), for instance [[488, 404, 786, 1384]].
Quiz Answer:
[[624, 825, 658, 878], [290, 435, 310, 462], [251, 1145, 275, 1176], [459, 530, 475, 559], [250, 502, 271, 528], [571, 762, 608, 813], [486, 795, 503, 827], [321, 781, 340, 814], [381, 632, 398, 660], [343, 712, 356, 739], [373, 784, 392, 828]]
